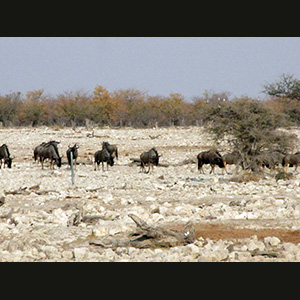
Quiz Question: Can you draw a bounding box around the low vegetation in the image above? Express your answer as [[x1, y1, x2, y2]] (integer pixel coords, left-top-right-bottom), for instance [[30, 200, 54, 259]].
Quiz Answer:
[[0, 74, 299, 129]]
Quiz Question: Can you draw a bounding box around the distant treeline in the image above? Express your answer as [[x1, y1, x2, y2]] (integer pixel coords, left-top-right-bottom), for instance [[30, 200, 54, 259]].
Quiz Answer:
[[0, 85, 300, 128]]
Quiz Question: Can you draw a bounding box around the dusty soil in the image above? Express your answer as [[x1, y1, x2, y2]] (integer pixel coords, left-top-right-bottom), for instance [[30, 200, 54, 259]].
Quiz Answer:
[[1, 126, 300, 262], [172, 223, 300, 244]]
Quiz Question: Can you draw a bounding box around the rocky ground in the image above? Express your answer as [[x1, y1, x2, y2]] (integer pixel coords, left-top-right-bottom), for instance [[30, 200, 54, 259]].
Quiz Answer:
[[1, 126, 300, 262]]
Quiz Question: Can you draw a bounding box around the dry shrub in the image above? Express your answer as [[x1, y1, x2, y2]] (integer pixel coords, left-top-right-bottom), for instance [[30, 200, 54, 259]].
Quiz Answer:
[[230, 171, 264, 183], [206, 98, 296, 172], [274, 171, 294, 182]]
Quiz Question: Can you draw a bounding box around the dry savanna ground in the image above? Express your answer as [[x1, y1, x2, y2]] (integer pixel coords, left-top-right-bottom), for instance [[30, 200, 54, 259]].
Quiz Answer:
[[1, 126, 300, 262]]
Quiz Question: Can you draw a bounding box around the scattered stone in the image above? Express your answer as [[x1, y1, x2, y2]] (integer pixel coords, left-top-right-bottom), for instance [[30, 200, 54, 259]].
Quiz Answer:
[[264, 236, 281, 246], [0, 126, 300, 261]]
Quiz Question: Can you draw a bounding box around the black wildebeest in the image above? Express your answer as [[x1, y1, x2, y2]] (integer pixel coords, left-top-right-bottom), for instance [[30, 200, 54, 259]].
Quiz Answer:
[[66, 144, 79, 169], [0, 144, 13, 168], [34, 141, 60, 163], [35, 141, 62, 169], [94, 148, 114, 171], [140, 147, 160, 173], [102, 142, 118, 160], [34, 142, 47, 163], [197, 149, 228, 174], [282, 151, 300, 173]]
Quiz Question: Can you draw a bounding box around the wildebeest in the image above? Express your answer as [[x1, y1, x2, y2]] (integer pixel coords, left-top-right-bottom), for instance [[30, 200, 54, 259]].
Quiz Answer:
[[34, 142, 46, 163], [0, 144, 13, 168], [66, 144, 79, 169], [282, 151, 300, 173], [94, 148, 114, 171], [268, 150, 285, 170], [102, 142, 118, 160], [223, 150, 243, 174], [34, 141, 60, 163], [197, 149, 228, 174], [35, 141, 62, 169], [140, 147, 160, 173], [253, 150, 285, 172]]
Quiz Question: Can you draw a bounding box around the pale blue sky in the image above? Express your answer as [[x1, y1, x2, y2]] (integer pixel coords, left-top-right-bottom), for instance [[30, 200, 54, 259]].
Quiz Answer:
[[1, 37, 300, 100]]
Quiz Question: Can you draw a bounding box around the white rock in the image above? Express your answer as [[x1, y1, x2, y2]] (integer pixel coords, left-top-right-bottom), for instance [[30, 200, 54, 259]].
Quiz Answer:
[[108, 224, 123, 235], [247, 240, 265, 252], [232, 251, 252, 261], [185, 244, 200, 259], [52, 208, 68, 226], [294, 251, 300, 261], [102, 194, 114, 203], [151, 213, 164, 223], [42, 245, 62, 260], [146, 196, 156, 202], [198, 248, 229, 262], [62, 250, 74, 260], [264, 236, 281, 246], [73, 247, 89, 261], [92, 226, 109, 237], [274, 199, 284, 207], [283, 242, 298, 253]]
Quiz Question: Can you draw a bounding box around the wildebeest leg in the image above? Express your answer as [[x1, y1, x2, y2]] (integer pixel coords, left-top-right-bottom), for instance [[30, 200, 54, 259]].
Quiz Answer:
[[198, 162, 204, 174], [295, 163, 299, 173], [209, 164, 215, 174], [0, 159, 2, 169], [285, 163, 289, 173], [199, 165, 204, 174], [234, 164, 240, 174], [41, 158, 44, 170], [223, 162, 228, 174], [141, 161, 145, 173], [146, 163, 151, 174], [102, 161, 104, 171], [221, 166, 224, 175], [74, 159, 77, 170]]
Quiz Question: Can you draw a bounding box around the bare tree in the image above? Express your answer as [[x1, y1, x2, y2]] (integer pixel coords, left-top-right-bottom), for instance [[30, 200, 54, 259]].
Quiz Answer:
[[263, 73, 300, 100]]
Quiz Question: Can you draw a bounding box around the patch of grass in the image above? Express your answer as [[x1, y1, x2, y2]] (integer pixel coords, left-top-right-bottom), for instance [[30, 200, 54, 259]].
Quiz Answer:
[[274, 171, 294, 182]]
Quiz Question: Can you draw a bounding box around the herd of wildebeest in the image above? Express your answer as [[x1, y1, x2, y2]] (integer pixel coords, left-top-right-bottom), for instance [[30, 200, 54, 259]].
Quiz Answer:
[[0, 140, 300, 175]]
